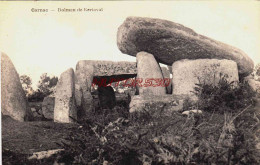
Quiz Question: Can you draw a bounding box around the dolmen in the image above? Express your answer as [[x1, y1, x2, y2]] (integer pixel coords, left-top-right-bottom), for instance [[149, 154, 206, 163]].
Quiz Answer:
[[53, 16, 254, 123], [2, 17, 255, 122], [54, 61, 137, 123], [117, 16, 254, 113]]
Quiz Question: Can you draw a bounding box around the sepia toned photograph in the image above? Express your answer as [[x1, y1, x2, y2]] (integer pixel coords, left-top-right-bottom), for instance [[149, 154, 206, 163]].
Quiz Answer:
[[1, 1, 260, 164]]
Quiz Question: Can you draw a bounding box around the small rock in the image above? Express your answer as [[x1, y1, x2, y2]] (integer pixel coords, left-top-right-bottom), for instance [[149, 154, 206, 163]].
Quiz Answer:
[[103, 161, 109, 165], [28, 149, 64, 160], [182, 110, 202, 116]]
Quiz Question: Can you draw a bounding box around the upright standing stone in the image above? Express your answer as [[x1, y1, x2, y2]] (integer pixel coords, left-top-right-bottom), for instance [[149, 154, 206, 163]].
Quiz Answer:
[[1, 53, 33, 121], [136, 51, 166, 96], [75, 64, 94, 118], [42, 97, 55, 120], [161, 67, 172, 94], [172, 59, 239, 98], [54, 68, 77, 123]]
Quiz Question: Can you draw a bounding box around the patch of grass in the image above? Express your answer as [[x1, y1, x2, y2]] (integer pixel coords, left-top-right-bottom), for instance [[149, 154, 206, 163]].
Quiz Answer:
[[2, 115, 75, 154]]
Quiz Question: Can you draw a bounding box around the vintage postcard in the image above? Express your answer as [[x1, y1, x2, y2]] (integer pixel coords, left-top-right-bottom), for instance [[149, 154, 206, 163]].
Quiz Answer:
[[1, 1, 260, 164]]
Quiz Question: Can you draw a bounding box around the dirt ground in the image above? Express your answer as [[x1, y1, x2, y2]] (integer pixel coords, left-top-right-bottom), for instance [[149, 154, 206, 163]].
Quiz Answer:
[[2, 115, 77, 154]]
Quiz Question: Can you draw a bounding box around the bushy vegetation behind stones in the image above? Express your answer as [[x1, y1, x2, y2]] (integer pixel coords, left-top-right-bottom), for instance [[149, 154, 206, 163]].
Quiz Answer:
[[52, 75, 260, 164], [20, 73, 58, 102], [193, 74, 256, 114]]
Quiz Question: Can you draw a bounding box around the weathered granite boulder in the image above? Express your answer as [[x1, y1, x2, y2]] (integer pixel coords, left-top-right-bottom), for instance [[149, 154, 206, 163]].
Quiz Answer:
[[42, 97, 55, 119], [117, 16, 254, 76], [76, 60, 137, 78], [244, 76, 260, 93], [129, 95, 184, 115], [76, 61, 137, 88], [75, 64, 94, 118], [28, 102, 44, 120], [54, 68, 77, 123], [137, 52, 166, 95], [172, 59, 239, 97], [75, 64, 94, 115], [1, 53, 33, 121], [98, 86, 116, 109], [161, 67, 172, 94], [78, 90, 93, 118]]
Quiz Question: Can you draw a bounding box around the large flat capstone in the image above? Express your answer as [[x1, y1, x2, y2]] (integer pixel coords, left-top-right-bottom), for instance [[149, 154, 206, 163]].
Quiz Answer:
[[117, 16, 254, 76], [76, 60, 137, 77], [76, 60, 137, 86]]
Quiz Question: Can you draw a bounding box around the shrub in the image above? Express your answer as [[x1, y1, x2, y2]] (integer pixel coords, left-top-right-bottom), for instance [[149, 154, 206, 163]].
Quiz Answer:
[[56, 75, 259, 164], [193, 74, 256, 113]]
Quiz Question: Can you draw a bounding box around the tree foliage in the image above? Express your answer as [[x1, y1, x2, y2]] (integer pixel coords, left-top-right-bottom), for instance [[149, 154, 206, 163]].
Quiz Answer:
[[20, 75, 33, 97], [22, 73, 59, 102], [37, 73, 58, 96]]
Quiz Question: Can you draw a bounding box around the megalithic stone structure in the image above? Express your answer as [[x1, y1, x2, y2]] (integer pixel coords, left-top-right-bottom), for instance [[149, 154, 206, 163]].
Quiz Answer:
[[75, 64, 94, 118], [54, 68, 77, 123], [117, 16, 254, 77], [171, 59, 239, 98], [136, 51, 166, 96], [75, 60, 137, 117], [1, 52, 33, 121]]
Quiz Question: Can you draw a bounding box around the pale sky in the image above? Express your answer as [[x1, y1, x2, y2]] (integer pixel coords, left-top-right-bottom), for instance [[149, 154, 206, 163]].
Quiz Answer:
[[0, 1, 260, 88]]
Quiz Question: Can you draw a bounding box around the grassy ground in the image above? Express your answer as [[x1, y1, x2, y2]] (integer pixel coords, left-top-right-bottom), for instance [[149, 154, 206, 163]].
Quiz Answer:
[[2, 115, 76, 154], [2, 102, 260, 164], [2, 87, 260, 164]]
